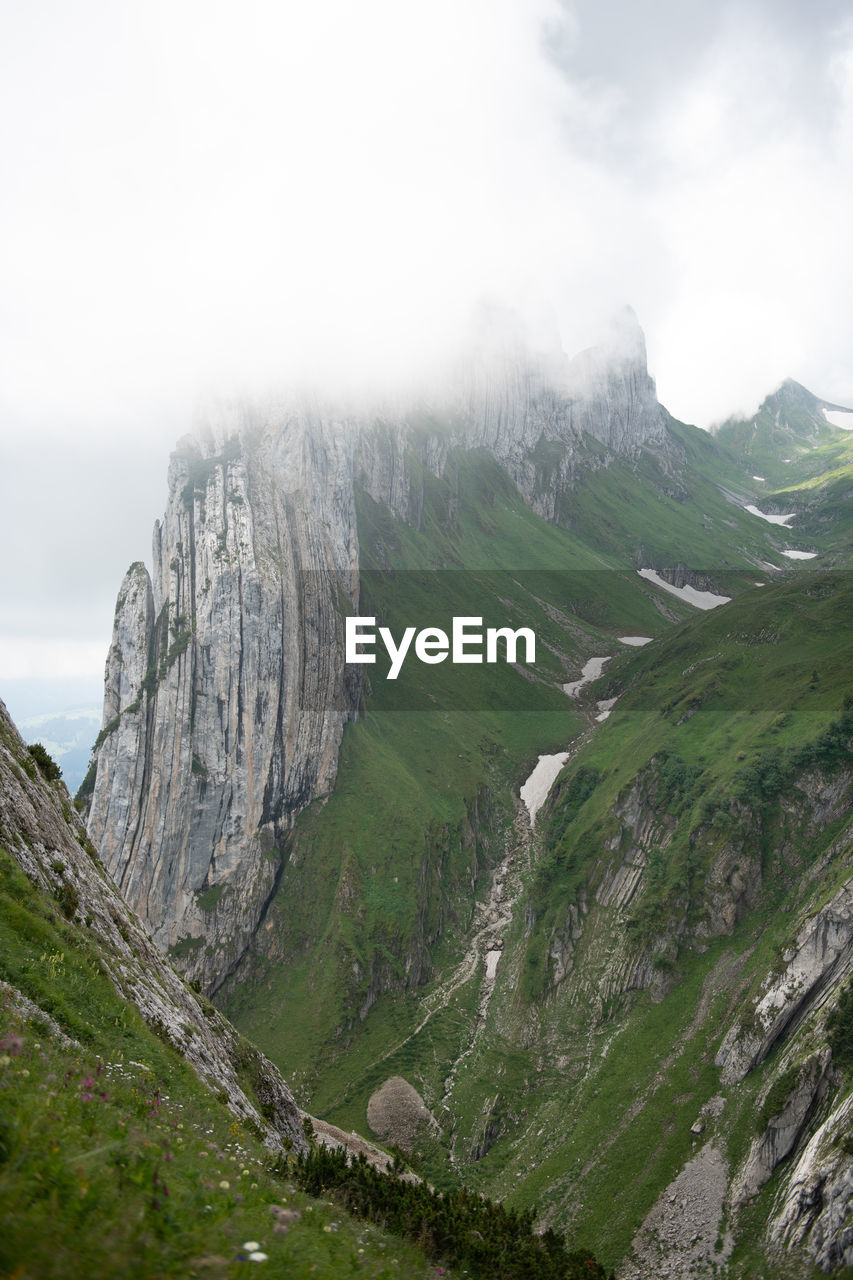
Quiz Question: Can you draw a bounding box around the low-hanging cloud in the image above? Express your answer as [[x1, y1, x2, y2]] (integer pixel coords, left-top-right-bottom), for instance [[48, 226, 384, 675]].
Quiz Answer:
[[1, 0, 851, 436], [2, 0, 853, 689]]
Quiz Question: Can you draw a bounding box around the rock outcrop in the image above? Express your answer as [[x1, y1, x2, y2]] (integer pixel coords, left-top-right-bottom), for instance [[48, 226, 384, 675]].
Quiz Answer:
[[768, 1090, 853, 1270], [87, 411, 363, 991], [461, 305, 666, 521], [731, 1049, 833, 1204], [0, 696, 306, 1155], [366, 1075, 438, 1153], [716, 876, 853, 1085]]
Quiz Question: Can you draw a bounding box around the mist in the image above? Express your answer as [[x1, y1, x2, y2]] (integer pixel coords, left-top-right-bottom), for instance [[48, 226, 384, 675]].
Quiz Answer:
[[1, 0, 852, 686]]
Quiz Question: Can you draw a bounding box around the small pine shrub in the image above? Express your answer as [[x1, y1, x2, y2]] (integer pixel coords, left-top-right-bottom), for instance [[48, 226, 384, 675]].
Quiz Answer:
[[27, 743, 62, 782], [827, 978, 853, 1071]]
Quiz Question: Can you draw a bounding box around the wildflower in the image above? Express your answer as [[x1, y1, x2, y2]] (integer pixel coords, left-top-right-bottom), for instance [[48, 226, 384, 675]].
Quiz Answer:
[[242, 1241, 261, 1251], [219, 1180, 230, 1190], [0, 1032, 24, 1056], [248, 1253, 268, 1263]]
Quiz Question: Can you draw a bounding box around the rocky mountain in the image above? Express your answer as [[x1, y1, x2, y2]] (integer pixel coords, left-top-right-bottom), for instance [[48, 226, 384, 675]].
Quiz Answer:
[[1, 694, 507, 1279], [0, 694, 305, 1155], [81, 309, 666, 991], [79, 311, 853, 1276]]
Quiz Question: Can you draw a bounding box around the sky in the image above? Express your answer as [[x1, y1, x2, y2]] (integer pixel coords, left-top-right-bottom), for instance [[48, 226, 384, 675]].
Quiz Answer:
[[1, 0, 852, 709]]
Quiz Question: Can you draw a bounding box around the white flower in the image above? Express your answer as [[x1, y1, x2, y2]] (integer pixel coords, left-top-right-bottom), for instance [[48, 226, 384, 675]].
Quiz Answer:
[[248, 1252, 268, 1263], [243, 1241, 261, 1251]]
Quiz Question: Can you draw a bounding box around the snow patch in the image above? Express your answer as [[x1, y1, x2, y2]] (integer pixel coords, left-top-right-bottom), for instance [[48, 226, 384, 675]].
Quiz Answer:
[[744, 504, 796, 527], [638, 569, 731, 611], [596, 698, 618, 722], [752, 475, 766, 482], [618, 636, 653, 647], [781, 549, 818, 560], [520, 753, 570, 824], [563, 655, 611, 698], [485, 950, 502, 981]]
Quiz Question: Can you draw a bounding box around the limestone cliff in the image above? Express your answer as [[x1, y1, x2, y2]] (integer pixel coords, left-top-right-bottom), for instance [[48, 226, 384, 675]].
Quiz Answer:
[[87, 408, 362, 991]]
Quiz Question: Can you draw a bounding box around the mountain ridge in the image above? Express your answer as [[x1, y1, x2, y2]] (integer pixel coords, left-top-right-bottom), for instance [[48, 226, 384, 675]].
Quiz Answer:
[[74, 314, 853, 1275]]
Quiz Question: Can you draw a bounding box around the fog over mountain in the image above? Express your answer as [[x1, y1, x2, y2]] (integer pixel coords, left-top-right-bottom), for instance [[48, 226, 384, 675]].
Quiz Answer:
[[1, 0, 852, 696]]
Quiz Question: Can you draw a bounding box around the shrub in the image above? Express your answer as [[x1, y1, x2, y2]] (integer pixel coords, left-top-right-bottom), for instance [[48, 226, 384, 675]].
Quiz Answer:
[[827, 977, 853, 1071], [27, 743, 62, 782]]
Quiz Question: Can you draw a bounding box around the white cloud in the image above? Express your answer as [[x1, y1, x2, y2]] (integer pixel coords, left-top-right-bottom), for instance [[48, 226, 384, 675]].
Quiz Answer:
[[2, 1, 853, 689], [0, 637, 107, 681], [1, 1, 850, 431], [642, 11, 853, 422]]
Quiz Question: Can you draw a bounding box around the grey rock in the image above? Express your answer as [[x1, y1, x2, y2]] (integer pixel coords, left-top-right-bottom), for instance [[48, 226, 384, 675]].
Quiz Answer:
[[731, 1049, 832, 1204], [716, 876, 853, 1084], [768, 1090, 853, 1270], [0, 696, 305, 1155], [87, 412, 362, 992], [366, 1075, 438, 1153]]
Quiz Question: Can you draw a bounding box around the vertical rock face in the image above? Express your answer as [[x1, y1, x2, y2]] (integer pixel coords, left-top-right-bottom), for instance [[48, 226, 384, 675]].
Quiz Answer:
[[87, 316, 669, 990], [462, 306, 666, 519], [88, 405, 362, 990]]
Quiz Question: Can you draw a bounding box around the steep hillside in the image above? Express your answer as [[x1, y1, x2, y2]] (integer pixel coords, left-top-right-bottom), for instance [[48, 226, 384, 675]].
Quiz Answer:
[[442, 574, 853, 1276], [78, 314, 853, 1274], [714, 381, 852, 490], [3, 696, 514, 1279], [222, 422, 853, 1274], [80, 312, 684, 994]]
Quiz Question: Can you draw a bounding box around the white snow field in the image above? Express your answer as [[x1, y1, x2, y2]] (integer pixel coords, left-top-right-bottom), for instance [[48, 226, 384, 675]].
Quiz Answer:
[[638, 569, 731, 610]]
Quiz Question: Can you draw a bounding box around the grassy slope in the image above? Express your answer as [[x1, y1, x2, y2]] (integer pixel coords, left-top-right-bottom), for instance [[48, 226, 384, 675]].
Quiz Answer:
[[225, 422, 853, 1272], [0, 844, 445, 1280], [224, 448, 686, 1083], [225, 438, 791, 1098], [440, 572, 853, 1273]]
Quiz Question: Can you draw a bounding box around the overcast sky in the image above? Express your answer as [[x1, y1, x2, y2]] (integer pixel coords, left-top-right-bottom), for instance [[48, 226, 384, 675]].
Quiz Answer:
[[1, 0, 852, 704]]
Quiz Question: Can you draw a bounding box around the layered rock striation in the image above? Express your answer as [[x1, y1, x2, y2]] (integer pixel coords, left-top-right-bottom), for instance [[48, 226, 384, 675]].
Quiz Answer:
[[87, 408, 363, 990]]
